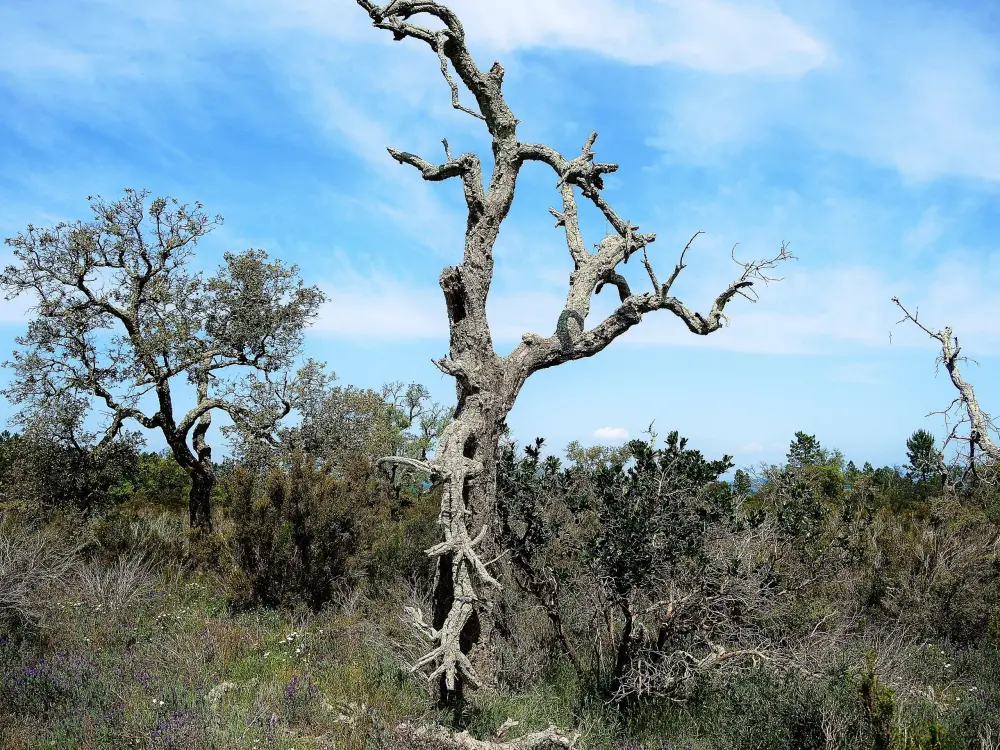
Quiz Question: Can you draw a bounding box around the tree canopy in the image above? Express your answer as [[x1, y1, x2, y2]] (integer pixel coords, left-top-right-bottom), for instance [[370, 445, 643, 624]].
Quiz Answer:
[[0, 189, 326, 529]]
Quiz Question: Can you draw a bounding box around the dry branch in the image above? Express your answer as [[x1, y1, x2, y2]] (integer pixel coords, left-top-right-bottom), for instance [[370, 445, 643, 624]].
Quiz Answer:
[[395, 722, 579, 749]]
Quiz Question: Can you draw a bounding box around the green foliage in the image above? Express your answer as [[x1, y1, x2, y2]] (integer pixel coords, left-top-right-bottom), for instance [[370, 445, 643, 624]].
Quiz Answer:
[[906, 429, 942, 485], [732, 468, 753, 497], [133, 452, 192, 511], [787, 431, 828, 468], [497, 429, 753, 702], [0, 426, 140, 517], [365, 488, 441, 587], [750, 464, 831, 540], [588, 433, 734, 599], [858, 651, 897, 750], [226, 452, 392, 612]]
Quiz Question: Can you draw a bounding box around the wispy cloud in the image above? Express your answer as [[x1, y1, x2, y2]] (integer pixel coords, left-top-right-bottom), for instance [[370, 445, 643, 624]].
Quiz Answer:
[[311, 249, 1000, 358], [647, 3, 1000, 181], [447, 0, 827, 75], [593, 426, 629, 441]]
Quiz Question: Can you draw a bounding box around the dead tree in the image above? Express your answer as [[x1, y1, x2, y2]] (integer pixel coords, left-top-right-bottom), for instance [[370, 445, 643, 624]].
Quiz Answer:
[[358, 1, 793, 702], [893, 297, 1000, 492]]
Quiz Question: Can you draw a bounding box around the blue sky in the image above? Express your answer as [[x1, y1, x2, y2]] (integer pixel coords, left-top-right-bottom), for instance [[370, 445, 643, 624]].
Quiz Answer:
[[2, 0, 1000, 472]]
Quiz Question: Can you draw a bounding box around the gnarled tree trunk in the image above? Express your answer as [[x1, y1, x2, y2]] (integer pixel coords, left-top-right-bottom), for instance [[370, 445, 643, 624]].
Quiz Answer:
[[361, 0, 792, 704], [187, 465, 215, 532], [168, 371, 218, 533]]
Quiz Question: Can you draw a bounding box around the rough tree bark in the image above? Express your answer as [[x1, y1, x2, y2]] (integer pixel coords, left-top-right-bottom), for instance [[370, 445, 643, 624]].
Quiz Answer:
[[359, 0, 793, 703]]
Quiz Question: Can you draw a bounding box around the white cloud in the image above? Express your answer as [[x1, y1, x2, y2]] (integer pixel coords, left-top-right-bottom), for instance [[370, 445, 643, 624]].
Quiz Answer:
[[593, 426, 629, 441], [307, 251, 1000, 357], [448, 0, 827, 76], [5, 1, 996, 184], [737, 441, 765, 453], [650, 0, 828, 75], [312, 270, 445, 340], [647, 3, 1000, 181]]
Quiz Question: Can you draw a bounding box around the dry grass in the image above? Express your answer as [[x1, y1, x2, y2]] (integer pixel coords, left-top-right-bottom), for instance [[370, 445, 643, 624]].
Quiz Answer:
[[0, 514, 82, 627]]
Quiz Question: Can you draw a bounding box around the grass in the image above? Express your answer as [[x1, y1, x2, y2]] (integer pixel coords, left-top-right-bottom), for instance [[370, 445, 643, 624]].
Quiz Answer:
[[0, 548, 433, 750], [3, 509, 1000, 749]]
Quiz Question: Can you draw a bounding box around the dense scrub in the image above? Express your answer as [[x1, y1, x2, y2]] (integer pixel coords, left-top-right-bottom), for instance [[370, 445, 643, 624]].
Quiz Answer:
[[1, 418, 998, 749]]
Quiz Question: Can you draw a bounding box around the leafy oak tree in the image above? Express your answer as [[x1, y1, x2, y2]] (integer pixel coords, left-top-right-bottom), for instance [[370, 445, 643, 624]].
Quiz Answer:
[[356, 1, 793, 703], [0, 189, 325, 531]]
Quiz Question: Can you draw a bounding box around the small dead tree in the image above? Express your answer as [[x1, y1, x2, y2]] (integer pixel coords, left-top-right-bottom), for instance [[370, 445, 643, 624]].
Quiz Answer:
[[358, 1, 793, 701], [892, 297, 1000, 490], [0, 189, 326, 531]]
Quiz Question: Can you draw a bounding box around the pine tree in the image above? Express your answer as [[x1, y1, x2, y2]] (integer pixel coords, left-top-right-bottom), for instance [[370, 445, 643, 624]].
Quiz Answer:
[[905, 429, 940, 484], [787, 431, 826, 468]]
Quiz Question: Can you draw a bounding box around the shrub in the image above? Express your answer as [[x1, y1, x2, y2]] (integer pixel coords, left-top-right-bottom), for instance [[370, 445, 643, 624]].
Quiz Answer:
[[74, 552, 157, 611], [496, 431, 781, 703], [0, 429, 140, 518], [227, 451, 393, 611]]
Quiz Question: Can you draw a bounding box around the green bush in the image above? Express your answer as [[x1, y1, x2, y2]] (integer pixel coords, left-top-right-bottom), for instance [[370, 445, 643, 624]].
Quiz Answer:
[[226, 452, 393, 612], [0, 430, 140, 518]]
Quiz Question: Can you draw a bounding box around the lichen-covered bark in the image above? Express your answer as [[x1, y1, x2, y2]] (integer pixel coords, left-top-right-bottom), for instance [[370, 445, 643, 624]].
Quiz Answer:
[[359, 0, 792, 702]]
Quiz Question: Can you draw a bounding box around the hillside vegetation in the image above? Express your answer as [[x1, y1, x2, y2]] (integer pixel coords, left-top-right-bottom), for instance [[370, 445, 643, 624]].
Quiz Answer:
[[1, 418, 998, 749]]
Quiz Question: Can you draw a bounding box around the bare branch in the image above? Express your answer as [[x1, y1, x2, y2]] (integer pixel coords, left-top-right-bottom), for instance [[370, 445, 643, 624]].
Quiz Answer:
[[395, 721, 579, 749], [892, 296, 1000, 463], [435, 30, 486, 121], [547, 183, 590, 269], [387, 147, 486, 217], [662, 231, 704, 295], [359, 1, 516, 138]]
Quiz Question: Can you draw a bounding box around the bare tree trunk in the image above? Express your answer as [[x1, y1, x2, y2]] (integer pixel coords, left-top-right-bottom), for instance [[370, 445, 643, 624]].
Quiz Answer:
[[172, 370, 217, 533], [422, 359, 513, 704], [610, 597, 635, 698], [166, 431, 215, 533]]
